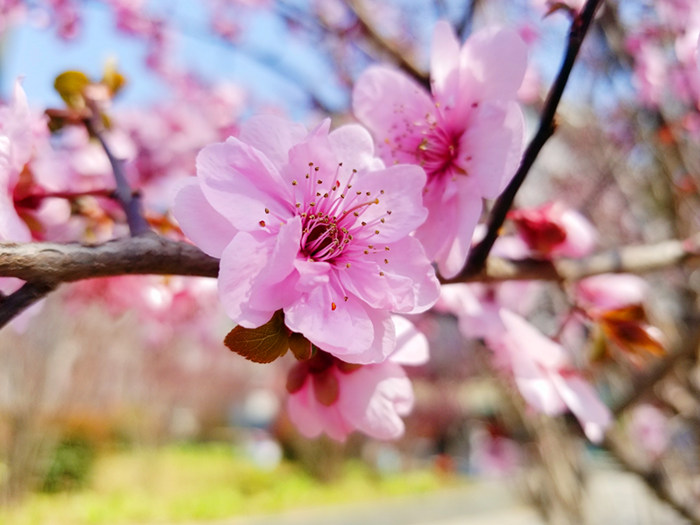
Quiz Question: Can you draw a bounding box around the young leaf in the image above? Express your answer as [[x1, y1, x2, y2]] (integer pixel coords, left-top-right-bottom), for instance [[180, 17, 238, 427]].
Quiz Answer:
[[223, 310, 289, 363], [288, 332, 313, 361]]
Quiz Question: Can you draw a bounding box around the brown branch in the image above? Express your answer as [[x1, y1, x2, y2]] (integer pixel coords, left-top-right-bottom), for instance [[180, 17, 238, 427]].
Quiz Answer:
[[84, 115, 151, 236], [603, 432, 700, 523], [463, 0, 604, 277], [0, 232, 696, 287], [444, 232, 700, 284], [0, 236, 219, 285], [344, 0, 429, 87], [0, 281, 58, 329]]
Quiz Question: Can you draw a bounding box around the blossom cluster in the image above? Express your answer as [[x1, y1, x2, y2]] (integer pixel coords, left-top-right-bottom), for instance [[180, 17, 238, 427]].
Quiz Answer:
[[0, 15, 641, 445]]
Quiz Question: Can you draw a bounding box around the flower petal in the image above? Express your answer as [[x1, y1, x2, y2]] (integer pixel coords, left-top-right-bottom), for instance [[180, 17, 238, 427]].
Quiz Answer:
[[353, 66, 434, 166], [173, 179, 236, 258], [197, 138, 293, 231], [238, 114, 307, 171], [459, 27, 528, 102], [458, 101, 525, 199]]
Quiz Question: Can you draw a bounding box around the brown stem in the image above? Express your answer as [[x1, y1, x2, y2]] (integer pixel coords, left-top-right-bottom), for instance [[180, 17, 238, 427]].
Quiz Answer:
[[462, 0, 604, 277], [344, 0, 429, 88], [0, 281, 58, 329], [84, 116, 151, 236]]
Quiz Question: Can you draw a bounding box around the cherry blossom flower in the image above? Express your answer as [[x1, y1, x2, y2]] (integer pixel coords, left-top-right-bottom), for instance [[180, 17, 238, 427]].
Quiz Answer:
[[353, 21, 526, 277], [492, 310, 611, 442], [285, 316, 428, 441], [508, 201, 597, 259], [174, 115, 440, 364], [575, 273, 648, 313]]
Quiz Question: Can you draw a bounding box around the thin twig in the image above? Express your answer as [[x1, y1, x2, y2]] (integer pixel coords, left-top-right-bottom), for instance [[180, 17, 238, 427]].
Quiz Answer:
[[603, 432, 700, 523], [344, 0, 429, 87], [0, 281, 58, 329], [462, 0, 604, 277], [84, 116, 151, 236]]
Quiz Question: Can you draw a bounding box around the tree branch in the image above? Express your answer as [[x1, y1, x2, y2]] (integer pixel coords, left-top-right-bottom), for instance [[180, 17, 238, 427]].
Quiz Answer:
[[603, 432, 700, 523], [84, 115, 151, 236], [463, 0, 604, 277], [0, 232, 696, 288], [344, 0, 429, 88], [0, 281, 58, 329]]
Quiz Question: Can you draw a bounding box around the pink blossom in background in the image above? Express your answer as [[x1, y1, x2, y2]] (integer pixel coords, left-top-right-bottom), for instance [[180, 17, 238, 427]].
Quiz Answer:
[[490, 310, 611, 442], [628, 404, 670, 459], [575, 273, 648, 313], [353, 21, 526, 277], [508, 201, 597, 259], [173, 115, 439, 364], [286, 316, 428, 441]]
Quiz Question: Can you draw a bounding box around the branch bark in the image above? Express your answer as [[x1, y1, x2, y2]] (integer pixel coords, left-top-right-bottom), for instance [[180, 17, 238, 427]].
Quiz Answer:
[[0, 232, 696, 287], [463, 0, 604, 276]]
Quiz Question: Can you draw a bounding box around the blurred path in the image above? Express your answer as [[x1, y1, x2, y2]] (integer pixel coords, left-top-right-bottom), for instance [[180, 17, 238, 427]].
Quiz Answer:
[[184, 462, 688, 525]]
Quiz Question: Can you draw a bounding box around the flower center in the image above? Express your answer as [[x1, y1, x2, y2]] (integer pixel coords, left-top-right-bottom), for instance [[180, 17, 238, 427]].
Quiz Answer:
[[300, 213, 352, 261], [417, 125, 462, 179]]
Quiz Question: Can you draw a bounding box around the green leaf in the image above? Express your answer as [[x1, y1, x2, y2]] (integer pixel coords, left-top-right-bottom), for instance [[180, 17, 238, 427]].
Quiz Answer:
[[223, 311, 289, 364]]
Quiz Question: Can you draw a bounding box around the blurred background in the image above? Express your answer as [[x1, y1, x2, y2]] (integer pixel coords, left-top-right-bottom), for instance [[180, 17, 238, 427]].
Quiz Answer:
[[1, 1, 700, 524]]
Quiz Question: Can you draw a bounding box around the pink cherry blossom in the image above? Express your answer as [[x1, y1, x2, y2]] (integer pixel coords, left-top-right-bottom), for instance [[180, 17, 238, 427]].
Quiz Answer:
[[575, 273, 648, 313], [508, 201, 597, 259], [285, 316, 428, 441], [174, 115, 440, 364], [353, 21, 527, 277], [490, 310, 611, 442]]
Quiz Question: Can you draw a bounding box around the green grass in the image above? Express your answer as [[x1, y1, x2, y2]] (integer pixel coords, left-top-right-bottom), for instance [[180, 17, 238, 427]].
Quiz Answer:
[[1, 443, 449, 525]]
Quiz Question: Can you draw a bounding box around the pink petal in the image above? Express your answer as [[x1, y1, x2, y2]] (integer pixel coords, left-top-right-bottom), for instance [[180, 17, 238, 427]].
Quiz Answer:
[[430, 20, 461, 104], [173, 179, 236, 258], [390, 315, 429, 365], [238, 114, 307, 171], [217, 232, 277, 327], [338, 362, 413, 440], [352, 66, 434, 166], [552, 373, 612, 443], [196, 138, 293, 232], [415, 185, 459, 262], [434, 190, 482, 278], [499, 310, 570, 369], [0, 187, 30, 242], [347, 163, 428, 243], [340, 236, 439, 313], [551, 208, 597, 258], [284, 284, 395, 364], [459, 27, 528, 102], [287, 380, 352, 441], [576, 274, 648, 311], [329, 124, 385, 173], [459, 101, 525, 199]]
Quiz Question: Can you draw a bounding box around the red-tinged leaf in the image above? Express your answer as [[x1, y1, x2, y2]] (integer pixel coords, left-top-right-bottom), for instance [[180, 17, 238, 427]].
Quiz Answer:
[[312, 369, 339, 406], [600, 304, 647, 323], [223, 311, 289, 364], [601, 319, 666, 357], [289, 332, 313, 361]]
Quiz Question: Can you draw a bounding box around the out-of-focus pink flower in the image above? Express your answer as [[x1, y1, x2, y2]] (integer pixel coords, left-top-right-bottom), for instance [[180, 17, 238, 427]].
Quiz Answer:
[[286, 316, 428, 441], [508, 201, 597, 259], [628, 404, 670, 458], [575, 273, 648, 313], [353, 21, 526, 277], [490, 310, 612, 442], [174, 115, 439, 364]]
